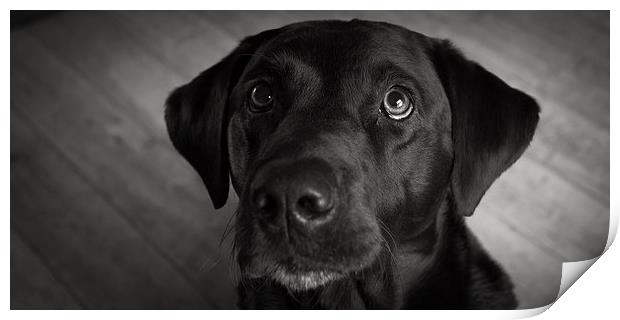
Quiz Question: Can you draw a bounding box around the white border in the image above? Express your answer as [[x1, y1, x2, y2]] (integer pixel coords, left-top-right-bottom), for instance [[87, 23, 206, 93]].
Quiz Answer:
[[2, 0, 617, 10], [4, 1, 617, 319]]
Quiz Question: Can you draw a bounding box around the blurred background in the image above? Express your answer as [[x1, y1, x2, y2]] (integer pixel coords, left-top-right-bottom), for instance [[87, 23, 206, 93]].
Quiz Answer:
[[10, 11, 609, 309]]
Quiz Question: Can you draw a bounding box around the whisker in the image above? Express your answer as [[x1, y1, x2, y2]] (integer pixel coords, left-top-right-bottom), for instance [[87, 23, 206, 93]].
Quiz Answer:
[[377, 218, 398, 250], [375, 220, 400, 285], [219, 209, 240, 248]]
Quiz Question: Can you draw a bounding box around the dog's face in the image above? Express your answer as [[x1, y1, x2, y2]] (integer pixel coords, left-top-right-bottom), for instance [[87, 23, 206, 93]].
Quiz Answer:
[[227, 21, 455, 290], [165, 20, 539, 292]]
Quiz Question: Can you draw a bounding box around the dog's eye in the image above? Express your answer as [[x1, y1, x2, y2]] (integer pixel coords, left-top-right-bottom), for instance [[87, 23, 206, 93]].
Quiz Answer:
[[249, 82, 273, 112], [382, 87, 413, 120]]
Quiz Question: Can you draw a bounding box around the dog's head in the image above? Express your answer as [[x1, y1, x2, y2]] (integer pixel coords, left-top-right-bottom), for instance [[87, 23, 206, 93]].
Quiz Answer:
[[165, 20, 539, 291]]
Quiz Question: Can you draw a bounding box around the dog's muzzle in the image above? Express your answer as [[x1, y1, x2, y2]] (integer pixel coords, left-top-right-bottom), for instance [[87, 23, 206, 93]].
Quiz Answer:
[[240, 157, 381, 290]]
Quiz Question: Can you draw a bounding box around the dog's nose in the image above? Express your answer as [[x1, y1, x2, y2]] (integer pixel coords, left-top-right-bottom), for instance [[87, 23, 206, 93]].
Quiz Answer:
[[250, 159, 337, 228]]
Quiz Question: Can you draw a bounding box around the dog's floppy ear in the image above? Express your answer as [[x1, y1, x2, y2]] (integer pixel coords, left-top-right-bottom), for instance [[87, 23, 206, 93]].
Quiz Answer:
[[432, 40, 540, 216], [165, 29, 280, 209]]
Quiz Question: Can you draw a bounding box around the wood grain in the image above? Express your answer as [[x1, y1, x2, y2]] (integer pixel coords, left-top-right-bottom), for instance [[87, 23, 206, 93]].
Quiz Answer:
[[10, 111, 208, 308], [11, 29, 237, 308], [10, 230, 81, 309]]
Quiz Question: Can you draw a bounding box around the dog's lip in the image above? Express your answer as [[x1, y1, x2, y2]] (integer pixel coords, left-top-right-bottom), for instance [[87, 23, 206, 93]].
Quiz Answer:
[[241, 258, 348, 291], [271, 264, 345, 291]]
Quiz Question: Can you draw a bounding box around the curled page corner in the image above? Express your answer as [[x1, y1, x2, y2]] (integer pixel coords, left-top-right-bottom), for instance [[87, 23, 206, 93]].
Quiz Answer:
[[548, 205, 618, 313], [512, 206, 618, 318], [557, 258, 598, 299], [557, 201, 618, 299]]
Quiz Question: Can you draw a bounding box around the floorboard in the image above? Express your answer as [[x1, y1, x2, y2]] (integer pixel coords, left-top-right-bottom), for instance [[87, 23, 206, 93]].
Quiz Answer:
[[10, 230, 81, 309], [10, 111, 209, 308], [11, 29, 238, 308]]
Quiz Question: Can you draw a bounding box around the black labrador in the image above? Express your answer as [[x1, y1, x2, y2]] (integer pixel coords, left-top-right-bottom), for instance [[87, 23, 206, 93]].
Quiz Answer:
[[165, 19, 540, 309]]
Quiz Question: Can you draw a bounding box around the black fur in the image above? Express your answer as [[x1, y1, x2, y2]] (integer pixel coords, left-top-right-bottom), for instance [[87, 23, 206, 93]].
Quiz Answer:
[[165, 20, 540, 309]]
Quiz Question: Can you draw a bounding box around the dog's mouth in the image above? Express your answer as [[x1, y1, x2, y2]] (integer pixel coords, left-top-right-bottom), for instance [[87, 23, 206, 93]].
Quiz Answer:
[[235, 157, 383, 291], [270, 264, 346, 291], [239, 250, 351, 291], [236, 207, 384, 292], [240, 246, 380, 291]]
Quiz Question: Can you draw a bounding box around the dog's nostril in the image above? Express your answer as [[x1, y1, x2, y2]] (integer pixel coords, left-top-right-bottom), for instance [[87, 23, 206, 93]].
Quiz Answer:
[[253, 191, 267, 209], [297, 192, 332, 213], [294, 187, 334, 222], [252, 190, 276, 211], [251, 190, 284, 225]]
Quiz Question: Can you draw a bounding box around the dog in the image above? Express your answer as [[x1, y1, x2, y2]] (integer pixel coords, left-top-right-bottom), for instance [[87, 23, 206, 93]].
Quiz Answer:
[[164, 19, 540, 309]]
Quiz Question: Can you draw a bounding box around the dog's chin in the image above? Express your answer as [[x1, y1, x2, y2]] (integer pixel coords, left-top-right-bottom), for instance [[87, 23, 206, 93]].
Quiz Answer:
[[272, 266, 345, 291], [241, 261, 348, 291]]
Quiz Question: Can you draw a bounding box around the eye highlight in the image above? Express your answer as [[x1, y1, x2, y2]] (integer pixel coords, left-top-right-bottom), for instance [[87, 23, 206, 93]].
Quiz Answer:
[[249, 82, 273, 112], [382, 86, 413, 120]]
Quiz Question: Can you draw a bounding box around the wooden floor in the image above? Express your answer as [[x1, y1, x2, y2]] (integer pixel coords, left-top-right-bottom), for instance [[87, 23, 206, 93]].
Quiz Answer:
[[10, 11, 609, 309]]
